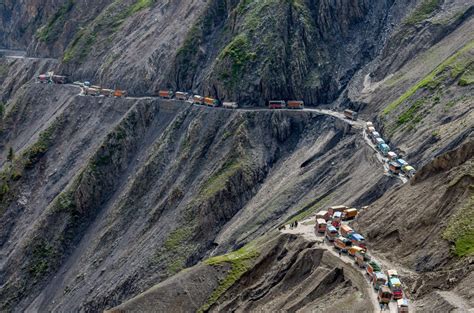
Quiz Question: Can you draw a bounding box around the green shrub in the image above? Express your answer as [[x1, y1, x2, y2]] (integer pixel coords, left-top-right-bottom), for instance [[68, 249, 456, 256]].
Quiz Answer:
[[404, 0, 442, 25], [36, 0, 75, 43]]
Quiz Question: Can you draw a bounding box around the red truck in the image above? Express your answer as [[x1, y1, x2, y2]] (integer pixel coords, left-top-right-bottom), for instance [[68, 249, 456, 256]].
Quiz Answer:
[[269, 100, 285, 109], [159, 90, 174, 99], [204, 97, 220, 107]]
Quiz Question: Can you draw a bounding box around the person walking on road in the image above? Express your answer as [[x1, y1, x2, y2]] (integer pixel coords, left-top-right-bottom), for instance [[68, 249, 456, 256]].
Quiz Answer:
[[379, 303, 384, 312], [339, 250, 342, 257], [295, 220, 298, 228]]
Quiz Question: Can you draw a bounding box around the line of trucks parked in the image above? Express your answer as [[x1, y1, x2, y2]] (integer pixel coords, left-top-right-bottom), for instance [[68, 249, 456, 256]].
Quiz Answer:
[[37, 73, 127, 98], [158, 90, 306, 110], [365, 122, 417, 178], [36, 75, 305, 110], [314, 205, 410, 312]]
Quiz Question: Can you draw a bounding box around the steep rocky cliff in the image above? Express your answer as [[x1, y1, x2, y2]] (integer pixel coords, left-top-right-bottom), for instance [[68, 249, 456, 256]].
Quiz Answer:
[[0, 0, 473, 312]]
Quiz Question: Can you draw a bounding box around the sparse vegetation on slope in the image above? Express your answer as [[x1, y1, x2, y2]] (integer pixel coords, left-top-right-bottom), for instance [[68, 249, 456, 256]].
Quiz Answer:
[[383, 40, 474, 115], [200, 242, 260, 312], [403, 0, 443, 25], [443, 184, 474, 257], [36, 0, 75, 43]]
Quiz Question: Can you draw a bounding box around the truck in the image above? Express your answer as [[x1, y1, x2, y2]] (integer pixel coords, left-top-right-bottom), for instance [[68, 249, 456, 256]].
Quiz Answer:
[[114, 90, 126, 97], [367, 126, 376, 134], [315, 210, 329, 220], [366, 122, 373, 130], [349, 233, 367, 250], [38, 74, 50, 83], [175, 91, 189, 101], [375, 138, 385, 146], [378, 143, 390, 156], [355, 250, 371, 268], [204, 97, 219, 107], [325, 225, 338, 242], [340, 224, 354, 238], [386, 269, 399, 279], [371, 131, 381, 143], [378, 286, 393, 304], [342, 208, 358, 220], [193, 95, 204, 105], [389, 161, 402, 174], [328, 205, 348, 217], [344, 109, 358, 120], [334, 237, 352, 252], [389, 277, 403, 299], [51, 75, 67, 84], [372, 272, 388, 290], [387, 151, 398, 161], [315, 219, 327, 234], [366, 260, 381, 279], [84, 87, 100, 96], [269, 100, 285, 109], [402, 165, 416, 178], [348, 246, 365, 257], [397, 298, 409, 313], [396, 159, 408, 167], [223, 102, 238, 109], [100, 89, 114, 97], [158, 90, 174, 99], [286, 100, 304, 109], [331, 211, 342, 229]]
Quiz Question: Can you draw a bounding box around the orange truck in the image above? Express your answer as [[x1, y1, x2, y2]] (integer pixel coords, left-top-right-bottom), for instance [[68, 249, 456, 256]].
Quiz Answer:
[[204, 97, 220, 107], [286, 100, 304, 109], [159, 90, 174, 99], [114, 90, 126, 97], [334, 237, 352, 252], [340, 225, 354, 238], [342, 208, 358, 220]]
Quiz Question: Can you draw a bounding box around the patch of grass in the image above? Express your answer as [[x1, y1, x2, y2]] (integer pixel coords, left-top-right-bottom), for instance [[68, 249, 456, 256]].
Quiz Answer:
[[443, 187, 474, 257], [23, 122, 58, 168], [152, 225, 196, 275], [218, 34, 257, 87], [28, 240, 57, 278], [36, 0, 74, 43], [200, 243, 260, 312], [458, 67, 474, 86], [397, 98, 425, 126], [403, 0, 442, 25], [383, 40, 474, 115]]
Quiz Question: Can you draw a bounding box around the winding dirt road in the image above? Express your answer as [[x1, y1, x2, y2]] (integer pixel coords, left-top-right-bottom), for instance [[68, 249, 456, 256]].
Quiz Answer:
[[281, 218, 414, 313]]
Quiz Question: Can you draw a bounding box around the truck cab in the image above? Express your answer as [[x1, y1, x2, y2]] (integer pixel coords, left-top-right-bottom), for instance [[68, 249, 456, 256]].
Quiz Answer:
[[389, 277, 403, 299], [349, 233, 366, 250], [378, 143, 390, 155], [397, 299, 409, 313], [331, 211, 342, 229], [372, 272, 388, 290], [325, 225, 338, 242], [315, 219, 327, 234], [389, 161, 402, 174]]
